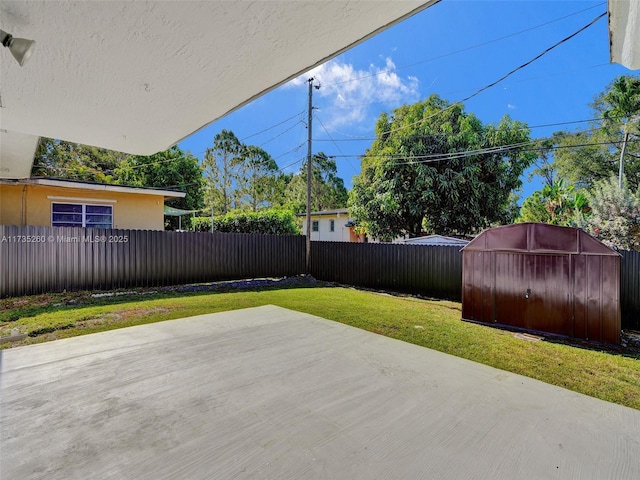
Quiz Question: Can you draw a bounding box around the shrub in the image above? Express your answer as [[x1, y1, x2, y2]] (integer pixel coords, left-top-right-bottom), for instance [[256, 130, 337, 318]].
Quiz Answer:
[[192, 210, 300, 235]]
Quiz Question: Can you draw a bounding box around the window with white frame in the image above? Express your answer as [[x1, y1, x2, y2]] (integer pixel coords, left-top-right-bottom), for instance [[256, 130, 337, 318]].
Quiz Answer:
[[51, 203, 113, 228], [312, 220, 319, 232], [330, 219, 335, 232]]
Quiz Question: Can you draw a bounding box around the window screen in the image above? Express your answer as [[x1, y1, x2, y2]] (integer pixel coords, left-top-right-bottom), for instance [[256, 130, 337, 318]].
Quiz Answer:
[[52, 203, 113, 228]]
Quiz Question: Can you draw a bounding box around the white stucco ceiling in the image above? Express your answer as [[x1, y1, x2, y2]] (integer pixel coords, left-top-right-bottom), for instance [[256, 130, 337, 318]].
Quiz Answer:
[[0, 0, 437, 179], [609, 0, 640, 70]]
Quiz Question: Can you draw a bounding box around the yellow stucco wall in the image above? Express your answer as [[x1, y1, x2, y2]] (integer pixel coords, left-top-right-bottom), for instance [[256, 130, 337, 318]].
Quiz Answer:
[[0, 184, 168, 230]]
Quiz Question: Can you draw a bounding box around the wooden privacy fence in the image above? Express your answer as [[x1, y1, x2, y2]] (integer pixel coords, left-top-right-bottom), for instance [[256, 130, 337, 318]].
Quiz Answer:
[[0, 225, 305, 297], [1, 225, 639, 329]]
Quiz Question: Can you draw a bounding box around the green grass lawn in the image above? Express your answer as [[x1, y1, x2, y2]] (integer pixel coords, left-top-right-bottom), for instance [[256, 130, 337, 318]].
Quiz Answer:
[[2, 286, 639, 410]]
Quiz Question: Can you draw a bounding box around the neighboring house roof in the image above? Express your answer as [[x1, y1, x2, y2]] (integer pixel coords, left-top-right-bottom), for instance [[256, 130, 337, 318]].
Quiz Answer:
[[297, 208, 350, 217], [400, 235, 470, 246], [0, 1, 437, 179], [0, 177, 186, 199]]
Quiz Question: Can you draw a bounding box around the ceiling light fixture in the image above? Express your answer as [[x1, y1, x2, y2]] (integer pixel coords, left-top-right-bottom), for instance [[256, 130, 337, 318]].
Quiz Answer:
[[0, 29, 36, 66]]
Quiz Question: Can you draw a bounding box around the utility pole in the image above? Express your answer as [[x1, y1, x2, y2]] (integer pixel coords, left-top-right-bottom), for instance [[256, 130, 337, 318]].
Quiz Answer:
[[305, 77, 319, 273]]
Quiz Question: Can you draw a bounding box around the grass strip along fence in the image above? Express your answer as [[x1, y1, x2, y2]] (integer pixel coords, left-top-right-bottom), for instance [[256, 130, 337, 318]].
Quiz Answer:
[[1, 225, 639, 329]]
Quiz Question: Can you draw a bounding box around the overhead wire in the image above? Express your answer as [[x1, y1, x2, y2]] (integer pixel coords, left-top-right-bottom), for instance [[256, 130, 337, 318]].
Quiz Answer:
[[330, 137, 640, 167], [240, 110, 306, 142], [315, 114, 360, 176], [325, 2, 606, 88], [368, 11, 607, 141], [315, 116, 621, 143]]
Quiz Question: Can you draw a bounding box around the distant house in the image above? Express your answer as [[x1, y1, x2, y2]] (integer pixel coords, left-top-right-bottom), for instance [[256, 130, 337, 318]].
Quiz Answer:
[[0, 178, 185, 231], [299, 209, 364, 242], [397, 235, 470, 247]]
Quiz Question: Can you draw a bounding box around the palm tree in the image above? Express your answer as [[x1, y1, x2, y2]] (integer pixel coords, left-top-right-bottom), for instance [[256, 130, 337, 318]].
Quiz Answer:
[[600, 76, 640, 188]]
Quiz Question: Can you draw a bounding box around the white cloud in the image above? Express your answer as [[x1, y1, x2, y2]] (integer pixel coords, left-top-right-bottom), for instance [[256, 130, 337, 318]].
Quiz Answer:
[[507, 103, 517, 110], [286, 57, 420, 130]]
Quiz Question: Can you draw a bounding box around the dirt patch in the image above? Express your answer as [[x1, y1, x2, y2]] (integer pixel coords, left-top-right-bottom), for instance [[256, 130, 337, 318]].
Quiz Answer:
[[74, 308, 171, 328]]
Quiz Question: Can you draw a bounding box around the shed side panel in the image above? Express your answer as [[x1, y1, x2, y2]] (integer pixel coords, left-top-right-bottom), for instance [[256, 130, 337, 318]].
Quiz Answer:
[[462, 252, 475, 320], [494, 253, 528, 328], [526, 254, 571, 336], [586, 256, 603, 342], [481, 251, 494, 322], [601, 256, 621, 345], [573, 254, 587, 340]]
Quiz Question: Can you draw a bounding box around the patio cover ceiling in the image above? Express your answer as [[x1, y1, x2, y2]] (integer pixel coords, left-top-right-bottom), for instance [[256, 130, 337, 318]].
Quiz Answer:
[[0, 0, 437, 179], [609, 0, 640, 70]]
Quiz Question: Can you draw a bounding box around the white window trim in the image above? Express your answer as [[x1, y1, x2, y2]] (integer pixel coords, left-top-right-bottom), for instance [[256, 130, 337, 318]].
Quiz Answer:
[[51, 202, 113, 228]]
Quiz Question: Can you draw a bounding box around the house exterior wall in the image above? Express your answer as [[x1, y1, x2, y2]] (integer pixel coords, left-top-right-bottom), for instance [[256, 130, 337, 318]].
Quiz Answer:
[[0, 184, 166, 230], [301, 213, 358, 242]]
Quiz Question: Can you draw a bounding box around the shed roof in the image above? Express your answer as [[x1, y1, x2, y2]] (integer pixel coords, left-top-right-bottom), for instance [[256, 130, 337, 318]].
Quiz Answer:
[[462, 223, 619, 256]]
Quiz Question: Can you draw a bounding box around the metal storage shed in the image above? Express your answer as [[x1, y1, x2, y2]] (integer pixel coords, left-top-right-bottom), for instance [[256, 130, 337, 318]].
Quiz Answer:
[[462, 223, 621, 345]]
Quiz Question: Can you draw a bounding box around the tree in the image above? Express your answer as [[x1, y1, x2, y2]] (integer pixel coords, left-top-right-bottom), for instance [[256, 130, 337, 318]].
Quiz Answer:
[[598, 75, 640, 188], [284, 153, 348, 214], [528, 133, 565, 188], [349, 95, 535, 240], [545, 75, 640, 192], [516, 180, 588, 226], [578, 175, 640, 251], [553, 130, 616, 190], [203, 130, 244, 215], [115, 146, 205, 230], [32, 138, 128, 183], [236, 145, 280, 212]]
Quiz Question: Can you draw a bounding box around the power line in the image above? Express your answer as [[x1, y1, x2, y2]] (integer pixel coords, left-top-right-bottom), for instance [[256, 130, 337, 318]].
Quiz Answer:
[[240, 110, 306, 142], [373, 11, 607, 140], [315, 114, 359, 176], [258, 120, 305, 148], [330, 137, 640, 167], [325, 2, 606, 88], [316, 116, 622, 143]]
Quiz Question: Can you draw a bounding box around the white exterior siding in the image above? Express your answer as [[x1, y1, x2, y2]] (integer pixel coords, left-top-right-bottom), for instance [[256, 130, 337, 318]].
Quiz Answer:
[[300, 210, 355, 242]]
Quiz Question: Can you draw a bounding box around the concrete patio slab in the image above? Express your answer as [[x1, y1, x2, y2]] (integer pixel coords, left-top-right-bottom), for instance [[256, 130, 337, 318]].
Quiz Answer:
[[2, 305, 639, 479]]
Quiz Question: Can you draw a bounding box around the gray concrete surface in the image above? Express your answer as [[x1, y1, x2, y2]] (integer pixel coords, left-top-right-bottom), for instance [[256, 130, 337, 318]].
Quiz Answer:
[[1, 305, 639, 479]]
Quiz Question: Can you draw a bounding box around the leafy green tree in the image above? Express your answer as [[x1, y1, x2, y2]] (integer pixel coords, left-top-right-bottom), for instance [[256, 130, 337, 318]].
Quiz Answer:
[[598, 75, 640, 188], [115, 146, 205, 230], [203, 130, 244, 215], [545, 75, 640, 192], [528, 133, 566, 188], [32, 138, 128, 183], [285, 153, 348, 214], [349, 95, 535, 240], [553, 130, 615, 190], [517, 180, 589, 226], [237, 145, 280, 212], [578, 175, 640, 251]]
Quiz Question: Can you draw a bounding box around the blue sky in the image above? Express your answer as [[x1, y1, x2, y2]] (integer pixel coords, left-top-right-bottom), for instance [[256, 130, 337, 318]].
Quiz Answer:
[[178, 0, 633, 203]]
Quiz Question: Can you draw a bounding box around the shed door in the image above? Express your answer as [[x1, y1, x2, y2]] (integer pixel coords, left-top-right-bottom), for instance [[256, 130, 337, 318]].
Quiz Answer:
[[495, 253, 572, 335]]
